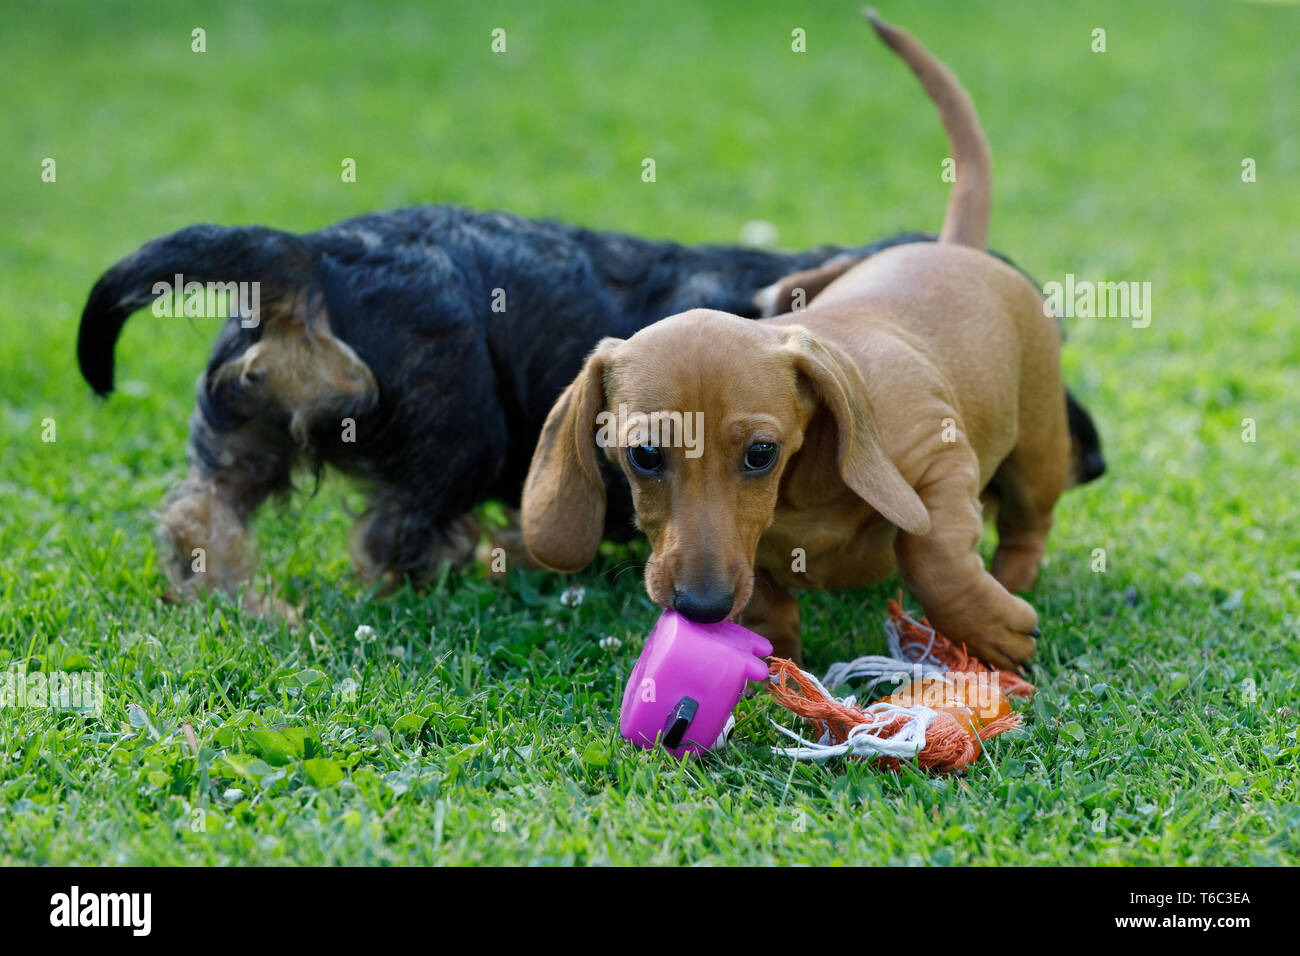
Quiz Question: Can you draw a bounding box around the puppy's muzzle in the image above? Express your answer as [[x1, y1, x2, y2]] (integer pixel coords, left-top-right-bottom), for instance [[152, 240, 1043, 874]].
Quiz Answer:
[[671, 582, 736, 624]]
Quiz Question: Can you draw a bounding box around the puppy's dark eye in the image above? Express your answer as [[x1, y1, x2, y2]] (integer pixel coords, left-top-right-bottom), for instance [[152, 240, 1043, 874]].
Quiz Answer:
[[743, 441, 778, 474], [627, 445, 665, 475]]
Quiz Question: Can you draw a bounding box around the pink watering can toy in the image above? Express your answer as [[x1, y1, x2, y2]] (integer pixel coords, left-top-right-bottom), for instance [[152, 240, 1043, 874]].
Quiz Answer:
[[619, 609, 773, 757]]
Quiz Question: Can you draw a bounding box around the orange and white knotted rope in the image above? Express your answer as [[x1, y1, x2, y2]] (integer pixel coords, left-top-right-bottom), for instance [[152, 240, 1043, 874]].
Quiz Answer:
[[765, 600, 1031, 772]]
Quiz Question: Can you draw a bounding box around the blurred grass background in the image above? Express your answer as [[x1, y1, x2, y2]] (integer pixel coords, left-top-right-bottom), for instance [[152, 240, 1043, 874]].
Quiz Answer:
[[0, 0, 1297, 864]]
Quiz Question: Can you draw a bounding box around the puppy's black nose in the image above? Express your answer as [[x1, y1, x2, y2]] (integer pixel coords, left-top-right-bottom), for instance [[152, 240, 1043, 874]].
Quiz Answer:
[[672, 585, 735, 624]]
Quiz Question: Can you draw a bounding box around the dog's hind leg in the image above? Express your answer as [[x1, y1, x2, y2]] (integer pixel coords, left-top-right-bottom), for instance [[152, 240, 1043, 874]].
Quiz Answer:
[[989, 403, 1071, 595], [165, 284, 379, 616], [160, 412, 299, 620], [349, 492, 479, 590]]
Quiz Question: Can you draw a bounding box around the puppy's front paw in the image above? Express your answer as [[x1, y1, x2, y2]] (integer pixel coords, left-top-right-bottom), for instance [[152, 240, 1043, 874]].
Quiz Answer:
[[928, 586, 1038, 671], [969, 620, 1038, 671]]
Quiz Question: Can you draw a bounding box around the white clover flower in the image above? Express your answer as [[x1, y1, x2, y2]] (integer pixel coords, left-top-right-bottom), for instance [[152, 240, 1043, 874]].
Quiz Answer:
[[354, 624, 377, 642], [560, 586, 586, 607], [337, 678, 360, 702], [599, 635, 622, 651]]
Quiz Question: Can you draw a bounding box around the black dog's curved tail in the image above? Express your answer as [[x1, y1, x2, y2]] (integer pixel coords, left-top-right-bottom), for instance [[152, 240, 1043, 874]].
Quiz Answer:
[[77, 224, 317, 395]]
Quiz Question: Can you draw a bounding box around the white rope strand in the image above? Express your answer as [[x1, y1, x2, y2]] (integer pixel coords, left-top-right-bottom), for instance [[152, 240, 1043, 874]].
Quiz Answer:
[[769, 702, 939, 761]]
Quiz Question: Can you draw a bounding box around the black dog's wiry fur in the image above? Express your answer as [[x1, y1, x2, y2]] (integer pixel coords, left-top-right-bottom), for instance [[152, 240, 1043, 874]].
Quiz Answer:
[[78, 205, 1104, 615], [78, 206, 945, 614]]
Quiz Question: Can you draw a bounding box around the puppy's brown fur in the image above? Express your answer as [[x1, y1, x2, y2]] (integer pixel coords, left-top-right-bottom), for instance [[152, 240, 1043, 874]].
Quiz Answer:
[[523, 13, 1073, 669]]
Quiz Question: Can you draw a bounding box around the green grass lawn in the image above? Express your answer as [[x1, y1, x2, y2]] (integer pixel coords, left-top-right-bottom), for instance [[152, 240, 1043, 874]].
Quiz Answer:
[[2, 0, 1297, 865]]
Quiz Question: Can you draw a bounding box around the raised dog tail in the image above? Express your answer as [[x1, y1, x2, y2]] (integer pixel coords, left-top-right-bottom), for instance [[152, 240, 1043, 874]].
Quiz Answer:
[[864, 9, 992, 249], [77, 224, 318, 395]]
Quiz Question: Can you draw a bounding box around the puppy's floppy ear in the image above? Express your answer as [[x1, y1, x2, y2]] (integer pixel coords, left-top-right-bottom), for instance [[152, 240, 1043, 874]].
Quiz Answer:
[[787, 328, 931, 536], [521, 339, 620, 571]]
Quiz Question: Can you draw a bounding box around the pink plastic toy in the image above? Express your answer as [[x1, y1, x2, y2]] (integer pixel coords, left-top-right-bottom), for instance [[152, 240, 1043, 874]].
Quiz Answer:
[[619, 609, 773, 757]]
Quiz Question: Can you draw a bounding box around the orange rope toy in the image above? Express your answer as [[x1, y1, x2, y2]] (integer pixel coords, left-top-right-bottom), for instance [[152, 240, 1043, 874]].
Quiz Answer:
[[765, 599, 1033, 772]]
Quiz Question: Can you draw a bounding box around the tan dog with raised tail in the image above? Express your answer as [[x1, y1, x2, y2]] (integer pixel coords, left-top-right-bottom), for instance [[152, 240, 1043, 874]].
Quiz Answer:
[[522, 10, 1084, 669]]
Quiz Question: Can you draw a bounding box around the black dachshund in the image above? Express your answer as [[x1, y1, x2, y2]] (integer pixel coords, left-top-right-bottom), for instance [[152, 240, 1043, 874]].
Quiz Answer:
[[77, 206, 1102, 618]]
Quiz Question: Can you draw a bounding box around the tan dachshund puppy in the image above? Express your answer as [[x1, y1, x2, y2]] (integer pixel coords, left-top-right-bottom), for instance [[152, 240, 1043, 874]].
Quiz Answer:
[[523, 12, 1078, 669]]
